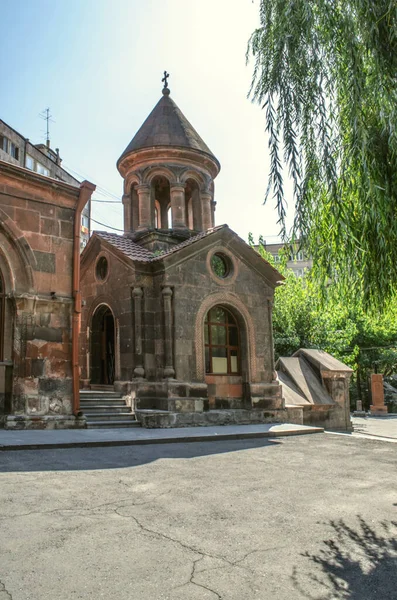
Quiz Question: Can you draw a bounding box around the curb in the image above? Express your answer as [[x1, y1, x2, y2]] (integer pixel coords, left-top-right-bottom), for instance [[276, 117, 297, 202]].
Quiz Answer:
[[0, 426, 324, 451]]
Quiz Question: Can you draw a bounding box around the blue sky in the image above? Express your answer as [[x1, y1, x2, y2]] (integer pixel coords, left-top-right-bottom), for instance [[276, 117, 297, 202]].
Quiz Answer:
[[1, 0, 292, 242]]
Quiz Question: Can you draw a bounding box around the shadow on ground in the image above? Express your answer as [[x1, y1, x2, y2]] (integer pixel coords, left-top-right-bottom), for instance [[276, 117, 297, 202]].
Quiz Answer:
[[0, 437, 281, 473], [292, 515, 397, 599]]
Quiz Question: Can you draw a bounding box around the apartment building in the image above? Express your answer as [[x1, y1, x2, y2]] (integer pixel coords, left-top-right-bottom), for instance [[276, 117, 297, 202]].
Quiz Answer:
[[0, 119, 90, 250], [259, 240, 313, 277]]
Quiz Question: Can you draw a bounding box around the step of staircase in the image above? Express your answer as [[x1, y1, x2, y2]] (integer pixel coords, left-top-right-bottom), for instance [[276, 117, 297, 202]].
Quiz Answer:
[[86, 420, 141, 429], [89, 385, 114, 392], [81, 399, 126, 406], [83, 412, 136, 421], [81, 389, 140, 429], [80, 391, 123, 400], [81, 405, 129, 413]]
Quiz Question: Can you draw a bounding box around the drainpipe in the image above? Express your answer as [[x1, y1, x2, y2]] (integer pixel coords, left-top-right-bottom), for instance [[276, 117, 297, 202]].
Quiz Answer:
[[72, 180, 96, 416]]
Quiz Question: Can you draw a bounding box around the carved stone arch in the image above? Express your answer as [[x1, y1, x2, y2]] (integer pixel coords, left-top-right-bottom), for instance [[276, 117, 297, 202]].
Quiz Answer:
[[0, 247, 15, 293], [143, 166, 178, 186], [180, 169, 206, 186], [125, 172, 142, 192], [195, 292, 257, 381], [0, 209, 35, 293], [123, 174, 143, 232], [0, 247, 16, 362], [86, 295, 117, 325]]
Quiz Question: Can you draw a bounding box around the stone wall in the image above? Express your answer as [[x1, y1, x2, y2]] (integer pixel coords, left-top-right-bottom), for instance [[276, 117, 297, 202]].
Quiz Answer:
[[80, 242, 137, 385], [0, 160, 89, 428]]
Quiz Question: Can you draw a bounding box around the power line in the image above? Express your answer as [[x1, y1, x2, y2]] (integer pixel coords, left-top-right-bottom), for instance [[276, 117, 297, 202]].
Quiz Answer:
[[90, 217, 124, 232], [62, 162, 120, 200], [91, 198, 121, 204]]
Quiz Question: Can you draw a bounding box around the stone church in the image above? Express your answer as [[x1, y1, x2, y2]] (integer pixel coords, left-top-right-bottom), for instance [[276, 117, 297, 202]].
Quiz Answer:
[[0, 78, 352, 430], [79, 80, 352, 430]]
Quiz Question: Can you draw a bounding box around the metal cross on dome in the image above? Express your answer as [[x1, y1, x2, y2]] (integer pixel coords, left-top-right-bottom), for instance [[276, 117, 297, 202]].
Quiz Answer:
[[162, 70, 170, 89]]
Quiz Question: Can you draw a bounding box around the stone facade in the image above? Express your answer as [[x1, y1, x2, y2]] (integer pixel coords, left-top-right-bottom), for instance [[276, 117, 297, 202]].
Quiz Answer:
[[80, 226, 284, 426], [0, 159, 94, 429]]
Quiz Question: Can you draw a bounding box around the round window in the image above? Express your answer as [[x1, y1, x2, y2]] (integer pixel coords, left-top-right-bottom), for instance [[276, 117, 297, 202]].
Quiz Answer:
[[96, 256, 108, 281], [210, 253, 231, 279]]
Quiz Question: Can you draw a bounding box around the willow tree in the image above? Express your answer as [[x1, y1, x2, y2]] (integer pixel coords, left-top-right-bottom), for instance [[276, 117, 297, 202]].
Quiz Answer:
[[248, 1, 397, 307]]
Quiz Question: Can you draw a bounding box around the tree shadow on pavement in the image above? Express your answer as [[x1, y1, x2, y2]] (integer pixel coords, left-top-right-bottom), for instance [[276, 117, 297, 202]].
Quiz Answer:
[[0, 437, 281, 472], [292, 516, 397, 599]]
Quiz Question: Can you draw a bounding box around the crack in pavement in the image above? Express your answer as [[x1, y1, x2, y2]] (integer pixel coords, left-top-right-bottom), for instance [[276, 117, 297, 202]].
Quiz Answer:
[[1, 494, 284, 599], [0, 490, 171, 522], [170, 556, 223, 599], [0, 579, 12, 600], [114, 507, 232, 598], [112, 507, 287, 598], [188, 556, 222, 600]]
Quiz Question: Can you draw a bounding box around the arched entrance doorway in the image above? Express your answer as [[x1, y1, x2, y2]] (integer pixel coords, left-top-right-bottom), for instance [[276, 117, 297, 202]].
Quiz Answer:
[[90, 305, 115, 385]]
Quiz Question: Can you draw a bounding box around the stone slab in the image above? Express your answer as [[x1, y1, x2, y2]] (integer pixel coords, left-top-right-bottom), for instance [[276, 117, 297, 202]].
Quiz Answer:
[[298, 348, 353, 373], [279, 356, 334, 405], [0, 423, 323, 451]]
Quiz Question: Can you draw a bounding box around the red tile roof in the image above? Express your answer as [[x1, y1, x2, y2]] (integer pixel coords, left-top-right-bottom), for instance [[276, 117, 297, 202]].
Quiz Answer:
[[94, 226, 226, 262]]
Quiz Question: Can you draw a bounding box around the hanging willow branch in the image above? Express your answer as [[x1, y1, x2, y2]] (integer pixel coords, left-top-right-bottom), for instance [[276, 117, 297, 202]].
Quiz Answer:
[[248, 0, 397, 308]]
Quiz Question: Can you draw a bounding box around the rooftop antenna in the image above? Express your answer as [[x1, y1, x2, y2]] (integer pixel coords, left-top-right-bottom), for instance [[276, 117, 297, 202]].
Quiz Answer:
[[39, 107, 54, 148]]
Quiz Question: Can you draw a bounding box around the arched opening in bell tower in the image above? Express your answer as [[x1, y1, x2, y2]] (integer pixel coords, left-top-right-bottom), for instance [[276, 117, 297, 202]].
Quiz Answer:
[[185, 178, 201, 231], [125, 183, 139, 233], [152, 176, 171, 229]]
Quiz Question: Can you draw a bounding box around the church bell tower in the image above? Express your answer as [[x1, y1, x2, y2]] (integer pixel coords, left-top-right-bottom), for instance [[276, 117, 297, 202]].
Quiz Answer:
[[117, 73, 220, 249]]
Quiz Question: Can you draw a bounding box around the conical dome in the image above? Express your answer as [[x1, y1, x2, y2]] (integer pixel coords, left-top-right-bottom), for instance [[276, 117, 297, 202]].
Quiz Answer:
[[118, 85, 220, 240], [117, 91, 219, 168]]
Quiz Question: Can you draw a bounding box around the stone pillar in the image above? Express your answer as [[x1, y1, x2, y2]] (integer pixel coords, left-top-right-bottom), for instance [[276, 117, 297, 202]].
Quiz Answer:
[[201, 192, 213, 231], [162, 286, 175, 378], [267, 299, 276, 380], [122, 194, 131, 232], [136, 184, 151, 230], [322, 371, 352, 430], [211, 200, 216, 226], [170, 185, 186, 230], [132, 287, 145, 378], [115, 319, 121, 381], [370, 373, 387, 415]]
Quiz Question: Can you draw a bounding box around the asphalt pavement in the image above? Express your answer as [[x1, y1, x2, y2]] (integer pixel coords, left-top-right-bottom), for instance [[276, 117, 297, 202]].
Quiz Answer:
[[0, 431, 396, 599]]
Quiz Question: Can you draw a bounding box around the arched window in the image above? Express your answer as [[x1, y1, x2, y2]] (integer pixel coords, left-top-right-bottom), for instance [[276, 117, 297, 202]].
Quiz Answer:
[[204, 306, 240, 374], [0, 269, 5, 360], [167, 205, 172, 229]]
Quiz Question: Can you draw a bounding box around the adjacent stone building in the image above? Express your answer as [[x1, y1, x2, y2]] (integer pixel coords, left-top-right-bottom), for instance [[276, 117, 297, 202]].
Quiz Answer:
[[0, 151, 95, 428]]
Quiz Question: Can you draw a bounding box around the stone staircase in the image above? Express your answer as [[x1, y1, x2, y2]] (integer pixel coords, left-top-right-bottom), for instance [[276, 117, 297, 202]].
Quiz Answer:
[[80, 388, 140, 429]]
